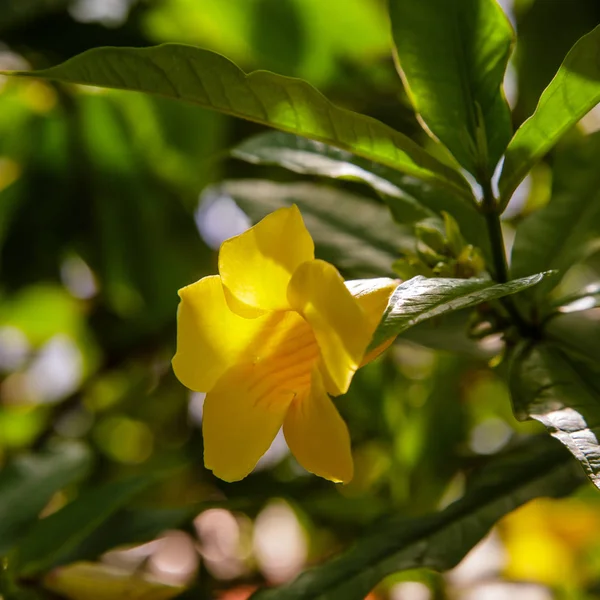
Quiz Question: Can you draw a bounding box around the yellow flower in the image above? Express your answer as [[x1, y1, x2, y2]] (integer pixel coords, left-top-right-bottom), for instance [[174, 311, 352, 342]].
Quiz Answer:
[[173, 205, 396, 483]]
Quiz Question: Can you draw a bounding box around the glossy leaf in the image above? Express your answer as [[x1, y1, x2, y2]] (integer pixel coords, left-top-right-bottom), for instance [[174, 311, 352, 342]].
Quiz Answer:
[[389, 0, 513, 177], [511, 131, 600, 295], [209, 180, 412, 278], [15, 474, 162, 576], [1, 44, 473, 201], [232, 131, 487, 252], [510, 343, 600, 488], [0, 443, 91, 555], [499, 24, 600, 206], [369, 273, 549, 349], [251, 436, 581, 600]]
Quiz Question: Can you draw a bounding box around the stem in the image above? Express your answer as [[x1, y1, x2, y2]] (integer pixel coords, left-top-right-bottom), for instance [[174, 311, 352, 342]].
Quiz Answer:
[[480, 179, 533, 336], [480, 180, 509, 283]]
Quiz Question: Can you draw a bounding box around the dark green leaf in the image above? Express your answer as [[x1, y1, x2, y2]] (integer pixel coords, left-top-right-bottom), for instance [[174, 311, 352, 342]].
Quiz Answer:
[[251, 436, 581, 600], [551, 283, 600, 314], [511, 131, 600, 296], [370, 273, 549, 349], [232, 131, 487, 253], [403, 312, 498, 359], [499, 24, 600, 206], [389, 0, 513, 177], [0, 0, 69, 33], [56, 506, 200, 565], [0, 443, 91, 555], [15, 473, 163, 576], [546, 311, 600, 366], [212, 180, 412, 278], [2, 44, 473, 202], [509, 343, 600, 489]]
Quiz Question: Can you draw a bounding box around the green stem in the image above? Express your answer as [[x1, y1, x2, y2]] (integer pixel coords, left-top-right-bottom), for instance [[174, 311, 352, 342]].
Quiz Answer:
[[480, 180, 533, 336], [480, 181, 508, 283]]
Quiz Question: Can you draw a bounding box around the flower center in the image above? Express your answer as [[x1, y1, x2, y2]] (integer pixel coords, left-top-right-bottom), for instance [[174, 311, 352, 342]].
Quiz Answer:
[[246, 311, 320, 405]]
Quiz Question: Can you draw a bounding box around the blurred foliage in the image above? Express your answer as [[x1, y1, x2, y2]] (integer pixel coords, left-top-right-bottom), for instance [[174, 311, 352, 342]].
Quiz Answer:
[[0, 1, 599, 600]]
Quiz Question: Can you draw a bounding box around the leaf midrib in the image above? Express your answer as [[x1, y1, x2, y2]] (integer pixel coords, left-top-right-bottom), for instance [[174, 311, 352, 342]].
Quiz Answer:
[[4, 45, 473, 202]]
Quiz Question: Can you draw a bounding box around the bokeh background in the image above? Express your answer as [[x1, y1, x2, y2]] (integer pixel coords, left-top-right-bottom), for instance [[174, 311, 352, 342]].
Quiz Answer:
[[1, 0, 600, 598]]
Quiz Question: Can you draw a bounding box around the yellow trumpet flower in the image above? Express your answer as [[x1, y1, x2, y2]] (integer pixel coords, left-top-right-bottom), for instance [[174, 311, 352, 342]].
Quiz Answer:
[[173, 205, 396, 483]]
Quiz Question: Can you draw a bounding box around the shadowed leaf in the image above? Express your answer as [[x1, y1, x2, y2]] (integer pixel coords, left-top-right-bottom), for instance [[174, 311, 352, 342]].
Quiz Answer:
[[0, 443, 91, 555], [510, 343, 600, 489], [251, 436, 581, 600], [232, 131, 487, 253]]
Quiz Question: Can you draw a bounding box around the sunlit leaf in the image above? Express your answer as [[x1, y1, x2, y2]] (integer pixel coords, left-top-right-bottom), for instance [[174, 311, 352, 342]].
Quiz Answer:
[[499, 24, 600, 206], [142, 0, 389, 85], [251, 436, 581, 600], [232, 131, 487, 252], [0, 443, 91, 555], [369, 273, 550, 349], [1, 44, 474, 202], [510, 343, 600, 489], [389, 0, 513, 177]]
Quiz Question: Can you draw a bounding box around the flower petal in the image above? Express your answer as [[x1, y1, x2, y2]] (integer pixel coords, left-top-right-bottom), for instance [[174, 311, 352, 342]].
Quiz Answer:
[[202, 364, 294, 482], [283, 369, 353, 484], [201, 310, 320, 482], [219, 205, 314, 315], [345, 278, 398, 330], [287, 259, 371, 396], [361, 337, 395, 366], [346, 278, 399, 365], [172, 275, 270, 393]]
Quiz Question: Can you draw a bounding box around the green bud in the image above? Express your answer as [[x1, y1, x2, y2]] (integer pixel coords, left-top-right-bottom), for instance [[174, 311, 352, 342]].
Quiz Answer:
[[432, 261, 456, 277], [414, 219, 447, 255], [392, 257, 433, 279], [442, 211, 465, 257], [456, 245, 485, 278]]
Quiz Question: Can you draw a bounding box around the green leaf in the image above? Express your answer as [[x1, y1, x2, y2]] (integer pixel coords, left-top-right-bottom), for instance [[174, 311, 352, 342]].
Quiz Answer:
[[509, 343, 600, 489], [511, 131, 600, 295], [1, 44, 473, 202], [551, 283, 600, 315], [402, 309, 499, 359], [232, 131, 487, 253], [369, 273, 549, 350], [211, 180, 412, 278], [0, 443, 91, 555], [546, 312, 600, 367], [499, 24, 600, 206], [389, 0, 513, 178], [251, 436, 581, 600], [55, 506, 200, 565], [14, 473, 163, 576]]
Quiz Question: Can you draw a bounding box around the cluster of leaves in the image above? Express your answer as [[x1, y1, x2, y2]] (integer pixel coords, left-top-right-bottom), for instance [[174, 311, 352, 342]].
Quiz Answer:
[[1, 0, 600, 598]]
